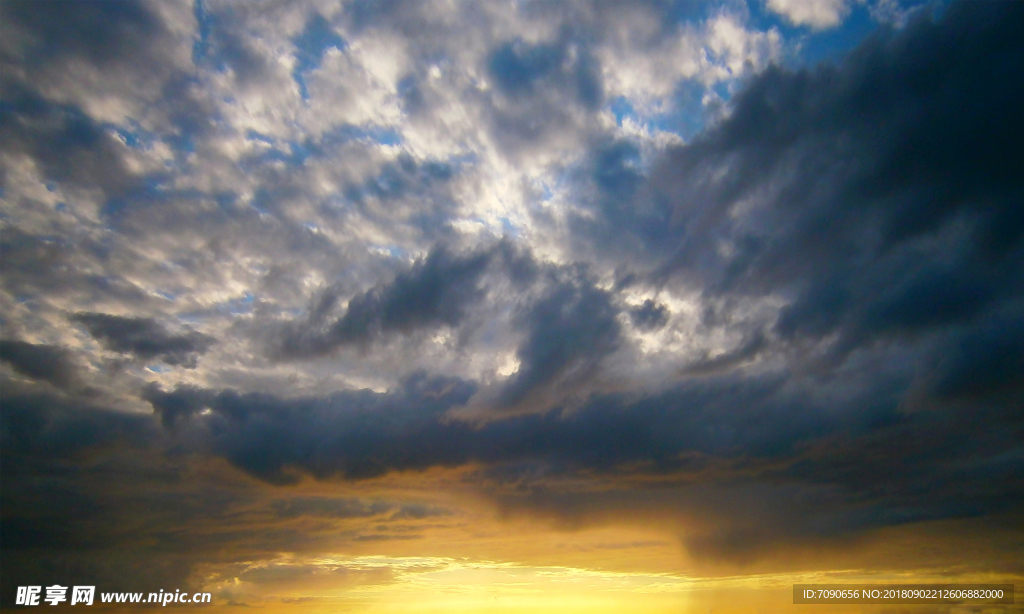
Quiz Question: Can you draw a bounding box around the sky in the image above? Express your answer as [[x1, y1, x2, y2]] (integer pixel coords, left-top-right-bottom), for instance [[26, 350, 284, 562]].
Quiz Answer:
[[1, 0, 1023, 612]]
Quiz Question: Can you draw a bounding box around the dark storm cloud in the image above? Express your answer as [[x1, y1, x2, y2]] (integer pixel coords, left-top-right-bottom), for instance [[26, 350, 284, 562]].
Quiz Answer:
[[918, 310, 1024, 402], [629, 299, 669, 331], [0, 339, 80, 389], [142, 373, 784, 483], [145, 372, 479, 483], [274, 239, 627, 411], [495, 270, 622, 408], [0, 0, 166, 69], [0, 382, 156, 461], [544, 0, 1024, 553], [0, 376, 449, 603], [73, 312, 215, 368], [565, 137, 673, 264], [679, 331, 766, 376], [0, 380, 284, 605], [143, 359, 1023, 555], [277, 241, 535, 358], [630, 2, 1024, 351], [140, 368, 847, 483], [0, 83, 139, 195], [141, 382, 214, 427], [277, 245, 492, 356]]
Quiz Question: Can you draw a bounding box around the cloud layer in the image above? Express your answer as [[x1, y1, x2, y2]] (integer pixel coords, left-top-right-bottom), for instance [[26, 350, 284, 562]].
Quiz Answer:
[[2, 0, 1022, 609]]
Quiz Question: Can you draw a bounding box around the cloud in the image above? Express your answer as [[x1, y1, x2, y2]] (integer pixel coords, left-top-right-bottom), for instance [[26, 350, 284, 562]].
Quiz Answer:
[[272, 497, 396, 519], [73, 312, 215, 368], [272, 240, 625, 411], [1, 0, 176, 72], [488, 35, 603, 110], [141, 382, 214, 427], [144, 372, 478, 483], [0, 0, 196, 138], [919, 312, 1024, 402], [629, 299, 669, 331], [620, 2, 1024, 363], [276, 242, 512, 358], [766, 0, 852, 29], [138, 357, 1024, 562], [493, 270, 622, 409], [2, 0, 1024, 604], [1, 382, 156, 462], [0, 339, 80, 389], [0, 83, 140, 196]]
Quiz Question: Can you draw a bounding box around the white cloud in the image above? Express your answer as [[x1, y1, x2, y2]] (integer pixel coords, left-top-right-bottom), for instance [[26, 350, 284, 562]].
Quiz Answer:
[[766, 0, 852, 29]]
